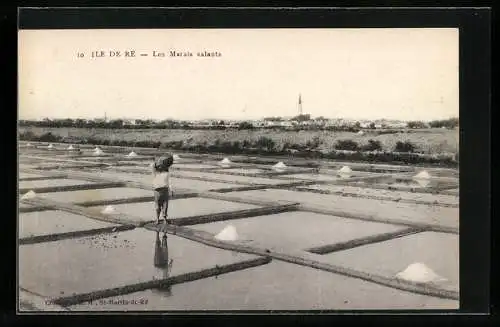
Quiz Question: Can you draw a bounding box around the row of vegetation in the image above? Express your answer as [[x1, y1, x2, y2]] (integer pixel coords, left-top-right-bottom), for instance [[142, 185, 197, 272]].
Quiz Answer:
[[407, 118, 459, 129], [19, 130, 458, 167], [18, 117, 458, 131], [17, 119, 380, 132]]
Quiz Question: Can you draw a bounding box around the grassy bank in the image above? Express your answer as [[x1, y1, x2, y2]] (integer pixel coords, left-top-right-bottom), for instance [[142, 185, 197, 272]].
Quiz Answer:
[[18, 127, 459, 167]]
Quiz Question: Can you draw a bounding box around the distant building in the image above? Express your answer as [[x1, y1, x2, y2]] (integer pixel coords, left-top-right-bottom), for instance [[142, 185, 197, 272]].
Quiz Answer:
[[265, 121, 279, 127], [121, 119, 138, 126], [389, 122, 408, 128], [252, 120, 265, 127]]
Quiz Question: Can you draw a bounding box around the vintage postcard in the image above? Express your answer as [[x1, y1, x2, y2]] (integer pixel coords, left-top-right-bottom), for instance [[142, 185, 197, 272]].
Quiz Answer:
[[18, 26, 460, 312]]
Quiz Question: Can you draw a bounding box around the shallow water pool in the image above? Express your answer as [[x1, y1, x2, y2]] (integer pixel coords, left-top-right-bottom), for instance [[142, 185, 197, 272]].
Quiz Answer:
[[68, 260, 458, 311], [19, 210, 118, 239], [19, 229, 259, 298]]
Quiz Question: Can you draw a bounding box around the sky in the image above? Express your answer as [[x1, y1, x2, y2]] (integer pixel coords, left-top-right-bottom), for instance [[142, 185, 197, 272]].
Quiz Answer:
[[18, 28, 459, 121]]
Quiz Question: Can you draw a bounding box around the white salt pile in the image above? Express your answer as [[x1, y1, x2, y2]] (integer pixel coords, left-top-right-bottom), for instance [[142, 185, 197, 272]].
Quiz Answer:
[[101, 205, 117, 215], [21, 190, 37, 200], [273, 162, 287, 169], [127, 151, 138, 157], [47, 144, 54, 149], [67, 145, 74, 150], [396, 263, 447, 283], [214, 225, 239, 241], [26, 143, 33, 147], [339, 166, 352, 174], [173, 154, 181, 161], [337, 166, 353, 178], [414, 170, 431, 179], [93, 147, 104, 155], [219, 158, 232, 167], [415, 179, 431, 188], [357, 131, 365, 135]]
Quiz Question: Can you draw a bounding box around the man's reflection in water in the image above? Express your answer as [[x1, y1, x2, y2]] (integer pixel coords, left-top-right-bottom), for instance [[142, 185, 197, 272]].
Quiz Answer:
[[154, 231, 173, 296]]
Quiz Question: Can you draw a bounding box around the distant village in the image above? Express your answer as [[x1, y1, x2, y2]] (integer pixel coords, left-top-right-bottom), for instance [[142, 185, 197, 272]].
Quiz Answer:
[[18, 114, 459, 130], [111, 116, 411, 129], [19, 95, 457, 130]]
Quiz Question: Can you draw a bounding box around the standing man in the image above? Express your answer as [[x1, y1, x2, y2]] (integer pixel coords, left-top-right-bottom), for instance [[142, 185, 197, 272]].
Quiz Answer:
[[152, 154, 174, 224]]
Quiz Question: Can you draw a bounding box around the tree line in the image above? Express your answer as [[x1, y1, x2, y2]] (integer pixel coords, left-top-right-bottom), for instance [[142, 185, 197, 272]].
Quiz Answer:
[[18, 117, 458, 130], [407, 118, 459, 129]]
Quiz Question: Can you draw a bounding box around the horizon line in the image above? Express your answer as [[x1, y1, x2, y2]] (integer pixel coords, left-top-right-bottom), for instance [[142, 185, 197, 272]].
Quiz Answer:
[[18, 115, 458, 122]]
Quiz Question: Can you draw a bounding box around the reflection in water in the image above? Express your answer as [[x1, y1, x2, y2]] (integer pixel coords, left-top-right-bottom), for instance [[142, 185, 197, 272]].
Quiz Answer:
[[413, 178, 431, 188], [338, 172, 352, 179], [154, 231, 173, 297], [355, 177, 448, 189]]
